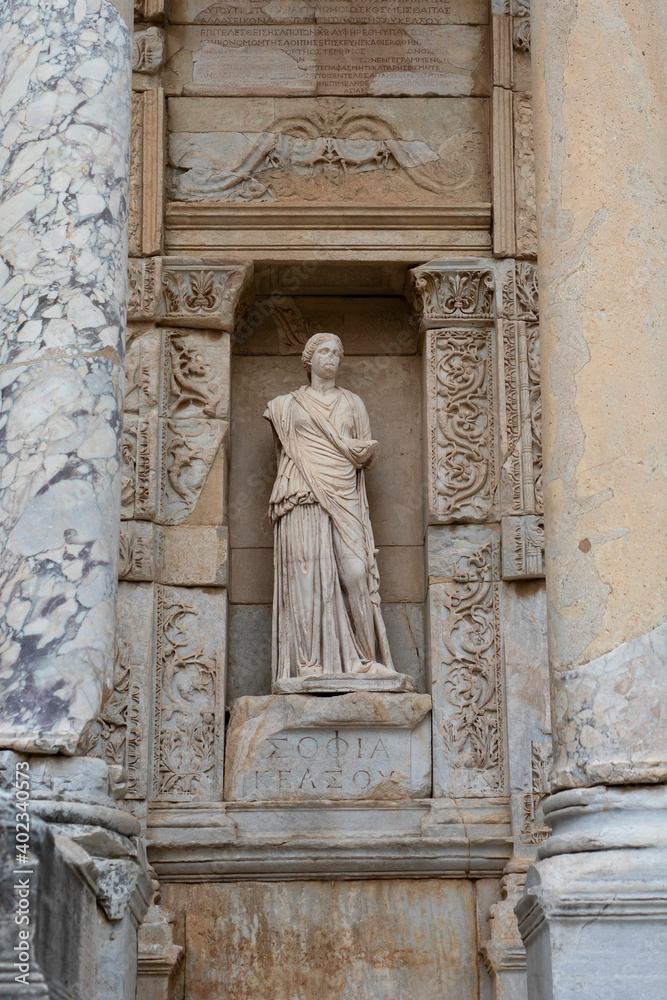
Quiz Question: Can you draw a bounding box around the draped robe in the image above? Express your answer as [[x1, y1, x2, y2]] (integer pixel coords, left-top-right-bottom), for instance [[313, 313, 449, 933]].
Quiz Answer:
[[264, 386, 396, 682]]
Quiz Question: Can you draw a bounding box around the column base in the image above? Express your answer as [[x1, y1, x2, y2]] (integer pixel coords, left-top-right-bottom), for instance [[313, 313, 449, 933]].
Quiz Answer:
[[516, 786, 667, 1000]]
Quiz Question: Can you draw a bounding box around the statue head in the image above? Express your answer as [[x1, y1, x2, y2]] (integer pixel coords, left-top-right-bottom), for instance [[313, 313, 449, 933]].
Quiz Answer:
[[301, 333, 344, 383]]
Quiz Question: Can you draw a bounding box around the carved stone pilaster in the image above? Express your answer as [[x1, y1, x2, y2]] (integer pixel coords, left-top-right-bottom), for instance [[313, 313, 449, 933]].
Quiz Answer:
[[409, 262, 497, 524], [129, 89, 165, 257], [480, 871, 528, 1000], [498, 261, 542, 517], [501, 515, 544, 580], [427, 526, 505, 797]]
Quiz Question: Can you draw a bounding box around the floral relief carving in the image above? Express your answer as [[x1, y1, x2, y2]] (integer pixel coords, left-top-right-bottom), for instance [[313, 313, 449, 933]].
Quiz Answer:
[[501, 514, 544, 580], [511, 0, 531, 52], [161, 265, 251, 331], [428, 330, 495, 522], [159, 418, 226, 524], [127, 257, 162, 321], [119, 523, 156, 582], [411, 268, 495, 326], [435, 544, 504, 795], [154, 588, 222, 799], [129, 95, 143, 258], [168, 334, 224, 418]]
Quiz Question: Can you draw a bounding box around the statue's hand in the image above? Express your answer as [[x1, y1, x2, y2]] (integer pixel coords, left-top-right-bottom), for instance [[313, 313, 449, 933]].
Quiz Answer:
[[347, 438, 379, 469]]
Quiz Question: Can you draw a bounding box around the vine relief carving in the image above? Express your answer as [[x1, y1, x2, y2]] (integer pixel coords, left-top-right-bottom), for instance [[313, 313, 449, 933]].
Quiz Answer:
[[505, 0, 531, 52], [427, 329, 495, 522], [502, 262, 542, 515], [433, 543, 504, 796], [154, 588, 222, 799]]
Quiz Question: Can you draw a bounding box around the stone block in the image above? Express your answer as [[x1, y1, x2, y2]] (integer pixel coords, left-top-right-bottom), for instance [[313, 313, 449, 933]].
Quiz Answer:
[[501, 515, 544, 580], [229, 547, 273, 604], [119, 521, 157, 581], [427, 523, 501, 581], [167, 96, 490, 209], [224, 692, 432, 801], [165, 329, 231, 421], [381, 603, 425, 693], [157, 417, 228, 525], [164, 24, 489, 98], [227, 604, 273, 701], [162, 879, 479, 1000], [377, 546, 425, 603], [157, 525, 228, 586]]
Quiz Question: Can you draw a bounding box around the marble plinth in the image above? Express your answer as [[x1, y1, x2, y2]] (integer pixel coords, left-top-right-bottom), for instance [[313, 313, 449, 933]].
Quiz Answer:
[[273, 673, 416, 695], [224, 692, 431, 802]]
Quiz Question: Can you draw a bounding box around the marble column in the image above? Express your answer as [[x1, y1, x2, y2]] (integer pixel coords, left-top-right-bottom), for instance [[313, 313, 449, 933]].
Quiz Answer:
[[516, 2, 667, 997], [0, 0, 133, 752]]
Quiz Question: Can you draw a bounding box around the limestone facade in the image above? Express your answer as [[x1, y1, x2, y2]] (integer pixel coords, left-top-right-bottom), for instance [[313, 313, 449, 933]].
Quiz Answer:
[[0, 0, 664, 998]]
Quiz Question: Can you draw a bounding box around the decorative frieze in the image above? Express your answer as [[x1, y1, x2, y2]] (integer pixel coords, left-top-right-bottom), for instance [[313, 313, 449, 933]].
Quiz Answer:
[[428, 530, 505, 797]]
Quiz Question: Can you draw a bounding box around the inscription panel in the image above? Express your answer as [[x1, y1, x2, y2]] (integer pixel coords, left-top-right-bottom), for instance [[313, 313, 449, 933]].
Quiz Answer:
[[164, 23, 489, 96], [170, 0, 489, 25], [224, 693, 432, 801]]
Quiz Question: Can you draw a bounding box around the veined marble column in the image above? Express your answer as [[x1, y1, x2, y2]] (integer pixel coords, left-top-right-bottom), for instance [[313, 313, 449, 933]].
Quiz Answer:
[[0, 0, 133, 752], [516, 2, 667, 997]]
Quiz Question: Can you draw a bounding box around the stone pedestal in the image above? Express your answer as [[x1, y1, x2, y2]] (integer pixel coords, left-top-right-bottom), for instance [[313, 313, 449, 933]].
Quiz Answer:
[[224, 693, 432, 802], [516, 787, 667, 1000], [273, 674, 416, 695]]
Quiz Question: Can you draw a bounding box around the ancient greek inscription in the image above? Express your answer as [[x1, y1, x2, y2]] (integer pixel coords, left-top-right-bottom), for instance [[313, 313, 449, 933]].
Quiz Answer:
[[170, 0, 488, 26], [243, 727, 411, 799], [177, 23, 487, 96]]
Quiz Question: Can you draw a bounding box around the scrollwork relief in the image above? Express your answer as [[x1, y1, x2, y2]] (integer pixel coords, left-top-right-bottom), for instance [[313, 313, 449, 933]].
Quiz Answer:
[[154, 588, 222, 799], [159, 418, 226, 524], [428, 329, 495, 522], [502, 262, 542, 514], [434, 543, 504, 795], [514, 95, 537, 258]]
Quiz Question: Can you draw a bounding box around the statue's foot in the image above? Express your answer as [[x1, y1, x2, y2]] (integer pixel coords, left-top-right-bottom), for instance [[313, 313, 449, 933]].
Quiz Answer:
[[298, 662, 324, 677], [353, 660, 397, 677]]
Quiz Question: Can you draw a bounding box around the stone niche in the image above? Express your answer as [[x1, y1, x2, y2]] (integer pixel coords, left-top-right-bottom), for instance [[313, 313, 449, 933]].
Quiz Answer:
[[228, 272, 425, 703]]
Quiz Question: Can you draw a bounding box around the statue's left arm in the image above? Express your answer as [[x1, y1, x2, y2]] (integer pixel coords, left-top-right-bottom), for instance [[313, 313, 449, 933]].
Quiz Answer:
[[346, 392, 379, 469]]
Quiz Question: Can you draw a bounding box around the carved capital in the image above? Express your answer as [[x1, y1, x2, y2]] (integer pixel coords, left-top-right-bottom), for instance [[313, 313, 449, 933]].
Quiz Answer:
[[408, 263, 495, 331], [162, 261, 254, 331]]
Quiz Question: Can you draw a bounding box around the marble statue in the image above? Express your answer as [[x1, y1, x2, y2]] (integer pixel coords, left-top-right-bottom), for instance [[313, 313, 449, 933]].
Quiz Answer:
[[264, 333, 409, 693]]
